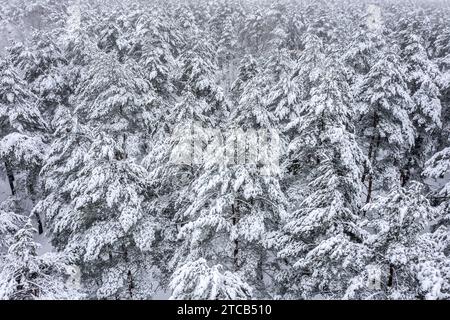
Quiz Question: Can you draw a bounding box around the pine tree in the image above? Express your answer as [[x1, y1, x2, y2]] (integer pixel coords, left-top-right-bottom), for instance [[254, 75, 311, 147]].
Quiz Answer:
[[344, 22, 386, 81], [95, 11, 130, 61], [169, 258, 252, 300], [231, 54, 258, 103], [173, 2, 200, 47], [217, 15, 237, 67], [284, 10, 304, 52], [0, 220, 83, 300], [302, 1, 337, 45], [239, 8, 266, 54], [216, 15, 238, 91], [279, 55, 368, 299], [433, 23, 450, 155], [346, 183, 449, 300], [433, 24, 450, 67], [423, 147, 450, 227], [0, 57, 47, 233], [0, 58, 46, 157], [36, 51, 159, 299], [284, 32, 324, 176], [1, 0, 449, 301], [141, 31, 229, 293], [356, 49, 415, 202], [291, 33, 325, 104], [0, 198, 25, 253], [64, 25, 97, 96], [265, 48, 299, 124], [172, 50, 286, 298], [264, 2, 288, 50], [129, 11, 177, 98], [177, 34, 224, 107], [8, 31, 69, 127], [399, 31, 442, 185]]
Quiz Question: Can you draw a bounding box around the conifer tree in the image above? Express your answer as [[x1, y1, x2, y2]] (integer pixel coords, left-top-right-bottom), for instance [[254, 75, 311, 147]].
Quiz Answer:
[[0, 198, 25, 253], [231, 54, 258, 102], [36, 51, 158, 299], [169, 258, 252, 300], [423, 147, 450, 227], [174, 51, 285, 298], [0, 220, 83, 300], [346, 183, 449, 300], [399, 31, 442, 185], [0, 58, 47, 233], [356, 49, 414, 202], [265, 48, 299, 125], [279, 55, 368, 299], [8, 31, 69, 127], [0, 0, 449, 301]]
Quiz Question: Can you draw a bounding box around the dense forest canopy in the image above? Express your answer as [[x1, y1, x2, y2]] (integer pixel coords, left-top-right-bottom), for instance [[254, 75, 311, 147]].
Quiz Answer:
[[0, 0, 449, 300]]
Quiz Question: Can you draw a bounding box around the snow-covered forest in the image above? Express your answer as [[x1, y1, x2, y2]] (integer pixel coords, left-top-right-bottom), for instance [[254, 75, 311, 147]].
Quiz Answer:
[[0, 0, 449, 300]]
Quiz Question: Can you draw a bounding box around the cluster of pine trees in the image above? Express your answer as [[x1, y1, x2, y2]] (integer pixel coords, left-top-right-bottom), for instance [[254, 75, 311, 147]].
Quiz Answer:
[[0, 0, 449, 300]]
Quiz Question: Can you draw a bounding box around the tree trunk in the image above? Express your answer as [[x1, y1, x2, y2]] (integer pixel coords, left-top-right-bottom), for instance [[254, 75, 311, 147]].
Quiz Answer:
[[191, 121, 195, 171], [227, 60, 233, 92], [234, 130, 238, 165], [34, 213, 44, 234], [127, 270, 134, 299], [4, 161, 15, 196], [364, 111, 381, 204], [387, 264, 394, 288], [27, 168, 44, 234], [400, 168, 410, 187], [232, 131, 240, 271], [365, 174, 374, 204], [232, 203, 239, 271], [365, 133, 380, 204], [362, 112, 379, 183], [244, 130, 248, 165], [257, 251, 264, 286], [401, 135, 423, 187], [122, 246, 134, 299]]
